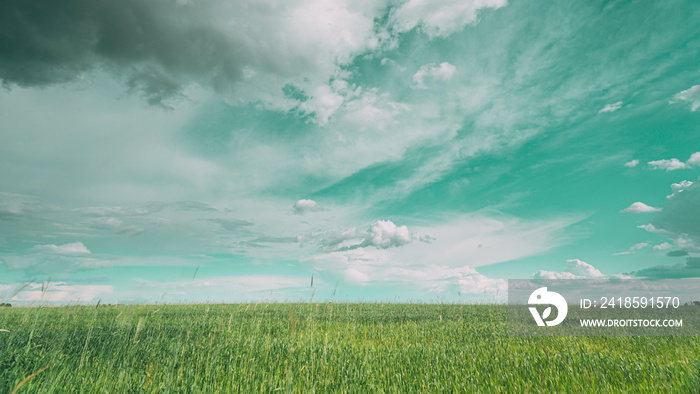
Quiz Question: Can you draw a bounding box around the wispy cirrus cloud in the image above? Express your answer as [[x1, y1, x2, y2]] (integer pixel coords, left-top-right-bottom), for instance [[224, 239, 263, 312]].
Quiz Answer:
[[1, 281, 113, 304], [599, 101, 623, 113], [1, 242, 110, 274], [390, 0, 507, 38]]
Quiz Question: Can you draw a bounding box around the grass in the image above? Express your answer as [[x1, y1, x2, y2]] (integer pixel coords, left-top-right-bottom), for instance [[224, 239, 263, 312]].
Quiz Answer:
[[0, 303, 699, 392]]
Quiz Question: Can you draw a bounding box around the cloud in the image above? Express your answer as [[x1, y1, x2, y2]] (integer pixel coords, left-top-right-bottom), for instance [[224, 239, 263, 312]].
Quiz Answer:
[[533, 259, 605, 280], [207, 218, 254, 231], [672, 84, 700, 111], [294, 213, 577, 300], [620, 202, 661, 213], [4, 281, 113, 304], [309, 247, 506, 296], [629, 242, 649, 250], [30, 242, 91, 255], [0, 0, 236, 106], [647, 152, 700, 171], [134, 275, 312, 292], [0, 193, 328, 275], [2, 242, 109, 273], [391, 0, 507, 38], [599, 101, 623, 113], [624, 159, 639, 168], [412, 62, 457, 88], [653, 242, 672, 251], [637, 223, 668, 235], [366, 220, 412, 249], [0, 0, 505, 119], [630, 257, 700, 279], [83, 217, 145, 235], [0, 192, 58, 221], [306, 214, 582, 281], [688, 152, 700, 167], [613, 242, 652, 255], [649, 179, 700, 252], [647, 158, 689, 171], [301, 219, 413, 252], [666, 250, 689, 257], [293, 199, 322, 215], [668, 180, 694, 199], [566, 259, 606, 278], [0, 0, 386, 111], [366, 264, 506, 295], [75, 206, 151, 216], [298, 82, 355, 125], [126, 275, 314, 303]]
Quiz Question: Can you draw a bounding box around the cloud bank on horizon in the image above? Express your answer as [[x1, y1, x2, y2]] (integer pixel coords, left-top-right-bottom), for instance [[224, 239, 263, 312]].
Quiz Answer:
[[1, 0, 700, 303]]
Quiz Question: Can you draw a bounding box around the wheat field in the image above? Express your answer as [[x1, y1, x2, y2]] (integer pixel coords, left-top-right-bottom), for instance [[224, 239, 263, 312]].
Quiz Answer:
[[1, 303, 699, 392]]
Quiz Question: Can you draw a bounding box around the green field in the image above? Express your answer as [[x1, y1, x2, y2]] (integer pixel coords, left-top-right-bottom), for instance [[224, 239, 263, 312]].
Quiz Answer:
[[1, 303, 699, 392]]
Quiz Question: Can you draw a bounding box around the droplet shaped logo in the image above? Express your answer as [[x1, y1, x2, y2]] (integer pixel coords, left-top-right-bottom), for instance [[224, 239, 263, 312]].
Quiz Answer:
[[528, 287, 568, 326]]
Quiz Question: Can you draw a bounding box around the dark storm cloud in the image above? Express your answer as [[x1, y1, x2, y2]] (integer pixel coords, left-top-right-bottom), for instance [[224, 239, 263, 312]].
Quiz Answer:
[[0, 0, 240, 106], [629, 257, 700, 279], [651, 181, 700, 251], [666, 250, 689, 257]]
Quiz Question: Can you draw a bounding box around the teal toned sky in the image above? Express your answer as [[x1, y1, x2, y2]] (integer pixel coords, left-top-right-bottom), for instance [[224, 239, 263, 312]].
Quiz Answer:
[[1, 0, 700, 304]]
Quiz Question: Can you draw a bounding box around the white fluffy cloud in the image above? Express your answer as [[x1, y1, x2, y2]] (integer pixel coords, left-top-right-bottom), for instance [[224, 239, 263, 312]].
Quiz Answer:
[[296, 80, 367, 125], [621, 202, 661, 213], [624, 159, 639, 168], [688, 152, 700, 166], [653, 242, 673, 251], [648, 158, 689, 171], [672, 84, 700, 111], [412, 62, 457, 88], [293, 199, 321, 214], [366, 220, 412, 248], [300, 219, 414, 252], [668, 180, 694, 199], [532, 259, 605, 280], [391, 0, 507, 38], [599, 101, 623, 113], [647, 152, 700, 171]]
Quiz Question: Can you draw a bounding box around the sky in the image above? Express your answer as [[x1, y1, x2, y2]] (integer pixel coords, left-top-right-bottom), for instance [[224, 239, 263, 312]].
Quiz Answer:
[[1, 0, 700, 304]]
